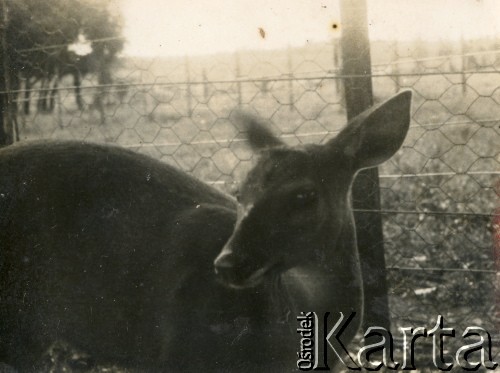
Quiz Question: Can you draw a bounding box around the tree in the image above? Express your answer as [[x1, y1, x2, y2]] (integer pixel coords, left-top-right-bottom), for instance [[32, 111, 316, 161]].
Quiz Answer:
[[0, 0, 124, 145]]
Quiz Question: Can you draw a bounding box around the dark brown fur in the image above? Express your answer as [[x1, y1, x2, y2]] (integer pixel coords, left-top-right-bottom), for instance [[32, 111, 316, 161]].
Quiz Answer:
[[0, 91, 411, 371]]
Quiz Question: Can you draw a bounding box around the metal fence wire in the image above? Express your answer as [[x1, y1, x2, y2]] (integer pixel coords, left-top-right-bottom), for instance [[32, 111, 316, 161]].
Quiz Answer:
[[1, 1, 500, 371]]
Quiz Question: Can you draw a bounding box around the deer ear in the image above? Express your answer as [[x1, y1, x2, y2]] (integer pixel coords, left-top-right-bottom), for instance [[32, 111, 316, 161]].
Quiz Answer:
[[234, 111, 283, 151], [331, 90, 412, 171]]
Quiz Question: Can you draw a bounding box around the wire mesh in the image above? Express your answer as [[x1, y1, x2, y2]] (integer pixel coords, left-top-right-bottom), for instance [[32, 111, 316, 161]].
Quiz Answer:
[[1, 2, 499, 371]]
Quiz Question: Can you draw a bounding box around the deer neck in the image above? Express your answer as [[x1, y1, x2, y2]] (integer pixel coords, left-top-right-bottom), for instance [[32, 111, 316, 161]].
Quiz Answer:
[[278, 207, 363, 322]]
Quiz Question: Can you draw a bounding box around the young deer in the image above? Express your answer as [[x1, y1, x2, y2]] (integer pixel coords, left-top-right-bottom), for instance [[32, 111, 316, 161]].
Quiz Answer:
[[0, 91, 411, 371]]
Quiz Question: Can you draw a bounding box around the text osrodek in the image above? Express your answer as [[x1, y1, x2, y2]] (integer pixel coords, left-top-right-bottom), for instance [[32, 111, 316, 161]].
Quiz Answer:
[[297, 312, 497, 371]]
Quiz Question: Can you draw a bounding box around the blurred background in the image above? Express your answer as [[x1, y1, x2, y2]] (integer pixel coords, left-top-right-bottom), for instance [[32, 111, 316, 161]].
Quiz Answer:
[[0, 0, 499, 370]]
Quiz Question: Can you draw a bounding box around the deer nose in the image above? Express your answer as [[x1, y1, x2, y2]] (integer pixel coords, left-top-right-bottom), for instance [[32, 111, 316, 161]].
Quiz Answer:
[[215, 248, 247, 287], [214, 251, 235, 275]]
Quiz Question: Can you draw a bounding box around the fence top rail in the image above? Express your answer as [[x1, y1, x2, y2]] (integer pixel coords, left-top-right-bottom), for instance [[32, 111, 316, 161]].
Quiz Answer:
[[10, 38, 500, 65], [351, 208, 498, 218], [3, 69, 500, 96], [388, 266, 497, 274], [372, 47, 500, 67]]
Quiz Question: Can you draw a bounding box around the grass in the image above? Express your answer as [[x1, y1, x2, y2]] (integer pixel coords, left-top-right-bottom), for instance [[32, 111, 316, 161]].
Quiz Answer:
[[6, 47, 500, 371]]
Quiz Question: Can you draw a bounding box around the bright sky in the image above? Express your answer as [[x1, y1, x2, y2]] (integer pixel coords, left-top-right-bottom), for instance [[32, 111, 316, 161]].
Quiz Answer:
[[119, 0, 500, 57]]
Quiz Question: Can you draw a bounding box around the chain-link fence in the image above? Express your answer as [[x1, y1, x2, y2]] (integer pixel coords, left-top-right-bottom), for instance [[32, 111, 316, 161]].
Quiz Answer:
[[376, 41, 500, 370], [1, 1, 499, 371]]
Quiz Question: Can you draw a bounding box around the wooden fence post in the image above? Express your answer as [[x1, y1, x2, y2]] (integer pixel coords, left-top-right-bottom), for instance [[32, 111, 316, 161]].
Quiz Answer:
[[461, 35, 467, 94], [202, 68, 209, 103], [339, 0, 391, 333], [287, 46, 294, 106], [332, 39, 341, 94], [235, 52, 242, 105], [494, 180, 500, 334], [0, 0, 15, 146], [392, 40, 401, 93], [185, 56, 192, 117]]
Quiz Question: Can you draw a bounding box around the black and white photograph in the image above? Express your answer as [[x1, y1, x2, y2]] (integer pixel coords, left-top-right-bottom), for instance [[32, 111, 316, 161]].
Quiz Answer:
[[0, 0, 498, 371]]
